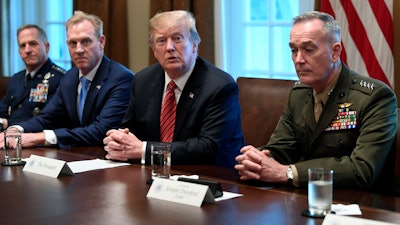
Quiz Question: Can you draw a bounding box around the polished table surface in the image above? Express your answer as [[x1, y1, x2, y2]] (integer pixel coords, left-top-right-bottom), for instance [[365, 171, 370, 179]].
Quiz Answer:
[[1, 146, 399, 225]]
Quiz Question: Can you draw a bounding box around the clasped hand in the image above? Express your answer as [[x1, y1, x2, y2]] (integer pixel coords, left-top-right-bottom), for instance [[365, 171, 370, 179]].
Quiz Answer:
[[103, 128, 143, 161], [0, 132, 44, 148], [234, 145, 288, 183]]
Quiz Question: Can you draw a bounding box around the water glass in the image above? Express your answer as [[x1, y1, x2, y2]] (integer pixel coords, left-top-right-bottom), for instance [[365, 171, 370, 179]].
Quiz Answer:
[[307, 168, 333, 216], [151, 143, 171, 178], [2, 127, 25, 166]]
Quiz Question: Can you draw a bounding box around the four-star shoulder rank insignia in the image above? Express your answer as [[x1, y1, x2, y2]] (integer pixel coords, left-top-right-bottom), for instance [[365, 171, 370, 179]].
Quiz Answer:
[[359, 80, 375, 90], [325, 103, 357, 131]]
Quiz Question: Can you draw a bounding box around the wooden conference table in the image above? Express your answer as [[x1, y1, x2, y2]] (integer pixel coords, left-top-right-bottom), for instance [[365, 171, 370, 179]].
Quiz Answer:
[[0, 146, 399, 225]]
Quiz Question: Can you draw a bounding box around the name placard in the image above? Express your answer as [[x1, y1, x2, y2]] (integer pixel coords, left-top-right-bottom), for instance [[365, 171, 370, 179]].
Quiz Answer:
[[23, 154, 74, 178], [322, 214, 397, 225], [147, 178, 215, 207]]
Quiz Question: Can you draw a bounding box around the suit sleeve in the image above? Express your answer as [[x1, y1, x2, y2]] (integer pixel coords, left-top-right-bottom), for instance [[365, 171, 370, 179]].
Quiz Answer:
[[53, 70, 133, 148]]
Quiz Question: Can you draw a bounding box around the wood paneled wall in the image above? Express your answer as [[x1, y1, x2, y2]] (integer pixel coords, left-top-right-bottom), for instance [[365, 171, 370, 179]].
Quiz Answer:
[[73, 0, 129, 68]]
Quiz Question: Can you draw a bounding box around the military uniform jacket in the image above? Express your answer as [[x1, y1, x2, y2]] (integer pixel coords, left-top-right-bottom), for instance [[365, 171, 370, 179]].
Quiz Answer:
[[263, 63, 398, 192], [0, 58, 65, 126]]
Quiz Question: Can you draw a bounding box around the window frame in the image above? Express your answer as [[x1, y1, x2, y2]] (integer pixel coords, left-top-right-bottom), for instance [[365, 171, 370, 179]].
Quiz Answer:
[[214, 0, 315, 81]]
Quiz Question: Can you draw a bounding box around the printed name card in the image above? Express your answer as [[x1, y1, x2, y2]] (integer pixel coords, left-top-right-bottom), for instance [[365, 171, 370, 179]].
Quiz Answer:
[[23, 154, 74, 178], [322, 214, 397, 225], [147, 178, 215, 207]]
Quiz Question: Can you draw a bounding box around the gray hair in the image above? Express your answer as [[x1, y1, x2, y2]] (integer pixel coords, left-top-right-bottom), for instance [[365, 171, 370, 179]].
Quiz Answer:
[[293, 11, 341, 43], [17, 24, 48, 43]]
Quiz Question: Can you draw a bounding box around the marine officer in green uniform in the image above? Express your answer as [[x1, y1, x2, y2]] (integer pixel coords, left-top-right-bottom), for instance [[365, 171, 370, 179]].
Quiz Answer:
[[0, 24, 65, 131], [235, 11, 398, 195]]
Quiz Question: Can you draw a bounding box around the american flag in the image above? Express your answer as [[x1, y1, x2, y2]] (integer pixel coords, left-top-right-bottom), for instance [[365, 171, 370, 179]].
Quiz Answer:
[[316, 0, 394, 88]]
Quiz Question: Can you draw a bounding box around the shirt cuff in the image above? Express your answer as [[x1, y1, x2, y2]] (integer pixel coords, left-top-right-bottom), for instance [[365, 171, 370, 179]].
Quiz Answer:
[[43, 130, 57, 145], [141, 141, 147, 165], [10, 125, 24, 132], [291, 164, 300, 187]]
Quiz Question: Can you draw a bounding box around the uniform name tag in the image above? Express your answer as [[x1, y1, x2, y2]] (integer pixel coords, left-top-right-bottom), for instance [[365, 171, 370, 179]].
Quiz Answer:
[[23, 154, 74, 178], [147, 178, 215, 207]]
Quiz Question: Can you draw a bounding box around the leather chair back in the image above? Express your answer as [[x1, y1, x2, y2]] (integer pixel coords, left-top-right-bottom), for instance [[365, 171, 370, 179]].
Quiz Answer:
[[237, 77, 294, 147]]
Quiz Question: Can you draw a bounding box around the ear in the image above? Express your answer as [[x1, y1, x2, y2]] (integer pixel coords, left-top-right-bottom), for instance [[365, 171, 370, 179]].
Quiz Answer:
[[45, 42, 50, 53], [332, 42, 342, 63], [192, 43, 198, 53], [99, 35, 106, 49]]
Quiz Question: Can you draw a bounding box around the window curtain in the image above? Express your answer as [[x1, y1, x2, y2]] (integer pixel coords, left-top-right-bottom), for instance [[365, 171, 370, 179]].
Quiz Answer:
[[73, 0, 129, 68], [1, 0, 40, 76], [149, 0, 215, 65]]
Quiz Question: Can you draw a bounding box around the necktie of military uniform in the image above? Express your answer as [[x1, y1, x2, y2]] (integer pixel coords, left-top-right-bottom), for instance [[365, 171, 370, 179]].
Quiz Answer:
[[79, 77, 90, 123], [25, 73, 31, 87], [160, 81, 177, 142], [314, 92, 324, 122]]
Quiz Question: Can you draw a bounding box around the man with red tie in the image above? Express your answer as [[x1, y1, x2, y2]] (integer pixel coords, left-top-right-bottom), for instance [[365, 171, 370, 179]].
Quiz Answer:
[[103, 10, 245, 168]]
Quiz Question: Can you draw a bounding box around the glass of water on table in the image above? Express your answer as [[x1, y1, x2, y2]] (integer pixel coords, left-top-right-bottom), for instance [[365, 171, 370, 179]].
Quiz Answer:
[[302, 168, 333, 218]]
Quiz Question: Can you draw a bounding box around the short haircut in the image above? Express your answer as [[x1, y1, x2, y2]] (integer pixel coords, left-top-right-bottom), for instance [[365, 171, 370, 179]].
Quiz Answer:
[[66, 10, 103, 38], [148, 10, 201, 46], [293, 11, 341, 43], [17, 24, 48, 43]]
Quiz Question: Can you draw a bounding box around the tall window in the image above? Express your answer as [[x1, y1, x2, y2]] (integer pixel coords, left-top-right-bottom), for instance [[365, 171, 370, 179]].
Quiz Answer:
[[216, 0, 314, 80], [2, 0, 72, 76]]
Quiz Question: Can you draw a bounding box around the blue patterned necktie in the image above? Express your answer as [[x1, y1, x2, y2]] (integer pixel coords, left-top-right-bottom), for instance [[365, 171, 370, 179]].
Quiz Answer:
[[79, 77, 90, 123]]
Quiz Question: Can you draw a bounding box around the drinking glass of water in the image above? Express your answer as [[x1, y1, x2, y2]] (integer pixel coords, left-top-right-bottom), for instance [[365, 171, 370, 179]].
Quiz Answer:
[[305, 168, 333, 217], [2, 127, 25, 166], [151, 143, 171, 179]]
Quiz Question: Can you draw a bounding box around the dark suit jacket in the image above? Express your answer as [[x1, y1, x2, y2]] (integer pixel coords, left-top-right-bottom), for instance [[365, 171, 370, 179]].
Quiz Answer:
[[0, 58, 65, 125], [18, 56, 134, 148], [121, 57, 245, 168], [264, 63, 398, 193]]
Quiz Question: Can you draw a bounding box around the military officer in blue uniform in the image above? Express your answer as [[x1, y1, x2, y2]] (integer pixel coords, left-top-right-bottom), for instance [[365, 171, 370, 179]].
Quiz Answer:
[[0, 24, 65, 131], [235, 11, 398, 195]]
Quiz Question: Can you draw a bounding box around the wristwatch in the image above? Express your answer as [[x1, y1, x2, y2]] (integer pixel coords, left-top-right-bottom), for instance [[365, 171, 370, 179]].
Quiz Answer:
[[286, 166, 293, 185]]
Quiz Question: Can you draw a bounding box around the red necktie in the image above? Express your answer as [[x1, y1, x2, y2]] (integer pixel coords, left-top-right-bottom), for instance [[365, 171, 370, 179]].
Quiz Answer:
[[160, 81, 177, 142]]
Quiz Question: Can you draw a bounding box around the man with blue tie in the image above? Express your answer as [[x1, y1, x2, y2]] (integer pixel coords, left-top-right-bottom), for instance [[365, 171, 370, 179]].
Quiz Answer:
[[0, 11, 134, 149], [0, 24, 65, 131], [103, 10, 244, 168]]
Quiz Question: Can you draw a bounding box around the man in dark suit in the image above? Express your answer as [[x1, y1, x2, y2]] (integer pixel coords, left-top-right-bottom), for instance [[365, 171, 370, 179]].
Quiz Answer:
[[0, 24, 65, 131], [235, 11, 398, 194], [103, 10, 244, 168], [0, 11, 133, 148]]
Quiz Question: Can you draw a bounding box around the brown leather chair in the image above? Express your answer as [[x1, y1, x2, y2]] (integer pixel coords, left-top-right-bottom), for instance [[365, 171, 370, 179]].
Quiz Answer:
[[237, 77, 295, 147]]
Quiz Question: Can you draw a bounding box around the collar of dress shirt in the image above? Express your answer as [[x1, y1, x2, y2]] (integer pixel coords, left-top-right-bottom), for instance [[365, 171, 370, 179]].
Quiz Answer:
[[78, 59, 102, 82], [163, 62, 195, 94]]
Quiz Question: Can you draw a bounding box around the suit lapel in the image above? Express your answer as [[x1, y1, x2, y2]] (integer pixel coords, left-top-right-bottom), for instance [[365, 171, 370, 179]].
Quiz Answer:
[[81, 57, 108, 124], [303, 90, 316, 131], [310, 64, 351, 143], [174, 58, 204, 138], [148, 70, 165, 138], [12, 59, 53, 107]]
